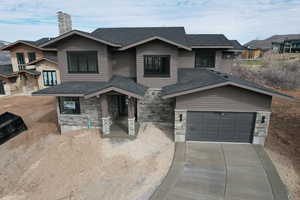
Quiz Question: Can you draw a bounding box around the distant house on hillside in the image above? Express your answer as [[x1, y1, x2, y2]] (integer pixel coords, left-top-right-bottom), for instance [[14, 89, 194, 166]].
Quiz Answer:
[[242, 34, 300, 59]]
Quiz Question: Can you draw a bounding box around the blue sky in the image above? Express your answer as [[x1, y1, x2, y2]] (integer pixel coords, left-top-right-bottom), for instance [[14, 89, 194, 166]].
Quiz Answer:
[[0, 0, 300, 44]]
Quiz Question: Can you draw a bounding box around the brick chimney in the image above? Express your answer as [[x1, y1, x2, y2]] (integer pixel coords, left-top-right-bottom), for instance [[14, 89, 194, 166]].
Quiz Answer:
[[57, 11, 72, 35]]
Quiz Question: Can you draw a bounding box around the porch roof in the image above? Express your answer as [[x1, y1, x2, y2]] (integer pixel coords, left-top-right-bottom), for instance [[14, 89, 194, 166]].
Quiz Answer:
[[32, 76, 147, 99]]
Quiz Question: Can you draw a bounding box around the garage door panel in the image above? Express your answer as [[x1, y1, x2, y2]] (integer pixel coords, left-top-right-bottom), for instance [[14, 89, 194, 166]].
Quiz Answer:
[[186, 112, 255, 143]]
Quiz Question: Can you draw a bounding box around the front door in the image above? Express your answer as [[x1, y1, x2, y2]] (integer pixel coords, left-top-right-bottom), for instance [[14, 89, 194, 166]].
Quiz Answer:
[[111, 95, 128, 120]]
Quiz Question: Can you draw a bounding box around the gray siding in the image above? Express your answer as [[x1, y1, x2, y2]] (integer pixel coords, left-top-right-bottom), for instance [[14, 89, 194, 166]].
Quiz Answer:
[[178, 50, 195, 68], [178, 49, 225, 70], [176, 85, 272, 112], [136, 40, 179, 88], [112, 49, 136, 77], [57, 35, 111, 82]]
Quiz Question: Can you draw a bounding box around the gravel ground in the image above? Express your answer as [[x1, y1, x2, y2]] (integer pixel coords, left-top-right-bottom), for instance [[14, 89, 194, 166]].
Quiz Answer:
[[265, 90, 300, 200], [0, 96, 175, 200]]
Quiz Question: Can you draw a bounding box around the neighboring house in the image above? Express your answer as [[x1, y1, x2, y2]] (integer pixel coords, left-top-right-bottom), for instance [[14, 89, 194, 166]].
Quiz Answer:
[[242, 34, 300, 59], [30, 25, 293, 146], [0, 39, 60, 95]]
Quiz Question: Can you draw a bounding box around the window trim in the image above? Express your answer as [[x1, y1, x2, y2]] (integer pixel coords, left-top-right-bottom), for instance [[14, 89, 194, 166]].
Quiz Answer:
[[28, 52, 36, 63], [194, 50, 216, 68], [67, 51, 99, 74], [143, 55, 171, 78], [43, 70, 57, 86], [58, 97, 81, 115]]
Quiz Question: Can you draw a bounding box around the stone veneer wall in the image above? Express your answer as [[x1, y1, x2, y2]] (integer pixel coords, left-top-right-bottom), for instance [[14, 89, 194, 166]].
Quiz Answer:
[[253, 111, 271, 145], [174, 109, 187, 142], [137, 88, 175, 124], [58, 97, 102, 133]]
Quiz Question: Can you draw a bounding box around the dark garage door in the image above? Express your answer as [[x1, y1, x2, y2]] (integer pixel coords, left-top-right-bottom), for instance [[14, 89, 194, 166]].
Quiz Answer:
[[0, 81, 5, 95], [186, 112, 256, 143]]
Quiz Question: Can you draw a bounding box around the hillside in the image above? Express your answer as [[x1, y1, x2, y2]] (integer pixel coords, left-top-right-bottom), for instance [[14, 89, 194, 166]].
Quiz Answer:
[[0, 40, 11, 65]]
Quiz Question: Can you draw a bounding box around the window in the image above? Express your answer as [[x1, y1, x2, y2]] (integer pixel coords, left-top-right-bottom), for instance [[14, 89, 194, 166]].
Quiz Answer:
[[67, 51, 98, 73], [16, 53, 25, 70], [58, 97, 80, 114], [144, 55, 170, 77], [195, 51, 215, 68], [43, 71, 57, 86], [28, 52, 36, 62]]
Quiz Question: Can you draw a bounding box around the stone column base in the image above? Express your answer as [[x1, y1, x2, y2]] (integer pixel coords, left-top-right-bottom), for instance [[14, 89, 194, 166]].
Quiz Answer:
[[253, 136, 266, 145], [102, 117, 111, 135], [128, 118, 135, 136]]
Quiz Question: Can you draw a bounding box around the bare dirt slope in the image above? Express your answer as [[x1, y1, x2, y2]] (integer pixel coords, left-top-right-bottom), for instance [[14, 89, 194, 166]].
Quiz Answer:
[[265, 90, 300, 200], [0, 96, 174, 200]]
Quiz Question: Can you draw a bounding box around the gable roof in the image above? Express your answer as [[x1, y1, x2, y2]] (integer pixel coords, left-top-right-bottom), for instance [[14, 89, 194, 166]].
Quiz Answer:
[[32, 76, 147, 99], [162, 68, 294, 100], [0, 38, 53, 51], [40, 30, 121, 48], [244, 34, 300, 50], [27, 56, 58, 65], [186, 34, 233, 48], [91, 27, 191, 50]]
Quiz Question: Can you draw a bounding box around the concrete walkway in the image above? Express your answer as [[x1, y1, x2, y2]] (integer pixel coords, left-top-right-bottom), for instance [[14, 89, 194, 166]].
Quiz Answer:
[[151, 142, 289, 200]]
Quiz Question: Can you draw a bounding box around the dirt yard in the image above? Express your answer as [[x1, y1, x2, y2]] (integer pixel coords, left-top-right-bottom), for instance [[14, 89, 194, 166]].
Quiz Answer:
[[0, 96, 175, 200], [265, 90, 300, 200]]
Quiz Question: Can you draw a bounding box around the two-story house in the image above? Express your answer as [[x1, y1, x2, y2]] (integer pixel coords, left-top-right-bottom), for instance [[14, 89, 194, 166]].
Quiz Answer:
[[0, 39, 60, 96], [31, 26, 293, 145]]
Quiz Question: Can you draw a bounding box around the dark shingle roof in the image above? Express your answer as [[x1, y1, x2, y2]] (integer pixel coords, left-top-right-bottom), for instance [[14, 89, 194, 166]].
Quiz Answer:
[[33, 76, 147, 97], [91, 27, 189, 47], [162, 68, 293, 99], [0, 64, 14, 75], [21, 37, 53, 47], [229, 40, 245, 50], [186, 34, 232, 47]]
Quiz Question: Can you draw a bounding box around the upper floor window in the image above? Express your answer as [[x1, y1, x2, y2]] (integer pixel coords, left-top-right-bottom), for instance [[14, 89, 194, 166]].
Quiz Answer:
[[28, 52, 36, 62], [195, 51, 215, 68], [16, 53, 26, 70], [144, 55, 170, 77], [67, 51, 98, 73], [43, 71, 57, 86]]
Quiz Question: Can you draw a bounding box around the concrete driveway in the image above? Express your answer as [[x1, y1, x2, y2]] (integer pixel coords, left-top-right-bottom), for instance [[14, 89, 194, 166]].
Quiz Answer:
[[151, 142, 289, 200]]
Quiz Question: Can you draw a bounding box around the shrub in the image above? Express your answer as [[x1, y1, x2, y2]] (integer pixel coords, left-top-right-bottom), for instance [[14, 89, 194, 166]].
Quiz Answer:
[[229, 59, 300, 90]]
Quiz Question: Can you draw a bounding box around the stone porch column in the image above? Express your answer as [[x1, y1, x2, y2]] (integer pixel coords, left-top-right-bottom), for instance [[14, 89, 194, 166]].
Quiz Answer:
[[253, 111, 271, 145], [100, 94, 111, 135], [128, 97, 135, 136], [174, 109, 187, 142]]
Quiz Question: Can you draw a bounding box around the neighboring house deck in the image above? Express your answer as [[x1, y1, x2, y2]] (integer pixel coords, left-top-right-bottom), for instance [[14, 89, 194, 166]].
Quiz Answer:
[[18, 26, 293, 145]]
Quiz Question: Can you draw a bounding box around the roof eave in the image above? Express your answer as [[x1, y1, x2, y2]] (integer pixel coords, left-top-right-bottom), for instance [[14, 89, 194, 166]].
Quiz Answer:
[[32, 93, 85, 97], [191, 45, 233, 49], [0, 41, 44, 51], [163, 81, 294, 101], [40, 30, 122, 48], [84, 86, 144, 99], [118, 36, 192, 51], [27, 58, 58, 66]]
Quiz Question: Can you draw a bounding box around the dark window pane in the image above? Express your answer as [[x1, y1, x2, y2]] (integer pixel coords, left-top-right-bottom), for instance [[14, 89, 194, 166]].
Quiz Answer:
[[28, 52, 36, 62], [16, 53, 25, 70], [67, 51, 98, 73], [59, 97, 80, 114], [195, 51, 215, 68], [144, 55, 170, 77]]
